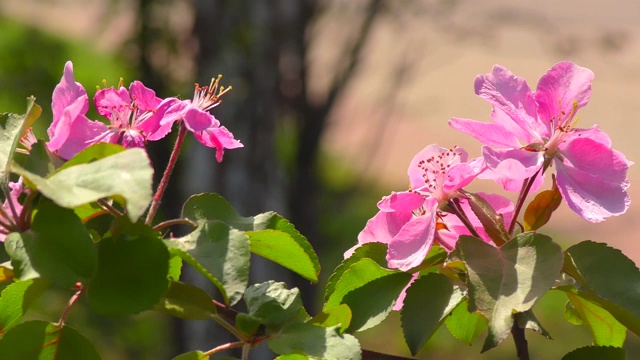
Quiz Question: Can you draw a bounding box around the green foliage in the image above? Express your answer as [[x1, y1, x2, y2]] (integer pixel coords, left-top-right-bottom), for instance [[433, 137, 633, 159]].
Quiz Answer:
[[562, 240, 640, 336], [154, 281, 217, 320], [445, 298, 488, 346], [87, 219, 169, 316], [401, 273, 464, 355], [0, 97, 41, 187], [0, 320, 101, 359], [564, 294, 626, 347], [456, 233, 563, 352], [562, 345, 626, 360], [268, 323, 361, 360], [0, 278, 48, 333], [13, 147, 153, 221], [244, 281, 304, 327], [182, 194, 320, 282], [309, 304, 352, 333], [166, 221, 250, 306]]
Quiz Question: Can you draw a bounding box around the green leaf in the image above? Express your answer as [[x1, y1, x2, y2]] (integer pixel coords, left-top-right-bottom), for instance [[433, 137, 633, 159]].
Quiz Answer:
[[523, 180, 562, 231], [87, 220, 169, 316], [29, 201, 97, 287], [19, 141, 58, 178], [514, 310, 551, 339], [401, 273, 464, 355], [0, 97, 41, 187], [12, 148, 153, 221], [445, 298, 488, 346], [565, 293, 626, 347], [562, 346, 626, 360], [154, 280, 217, 320], [166, 221, 250, 305], [244, 281, 303, 326], [462, 191, 510, 246], [324, 242, 387, 303], [268, 323, 361, 360], [171, 351, 208, 360], [182, 194, 320, 281], [0, 278, 49, 333], [324, 257, 396, 310], [309, 304, 352, 333], [342, 272, 412, 332], [247, 229, 318, 283], [56, 143, 126, 172], [275, 355, 308, 360], [456, 233, 563, 352], [0, 320, 101, 359], [563, 240, 640, 336], [168, 255, 183, 281], [4, 233, 40, 281], [236, 313, 262, 336]]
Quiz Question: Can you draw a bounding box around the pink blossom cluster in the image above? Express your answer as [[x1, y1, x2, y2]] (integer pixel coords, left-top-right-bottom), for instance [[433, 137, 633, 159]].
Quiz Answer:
[[349, 62, 631, 308], [47, 61, 242, 162]]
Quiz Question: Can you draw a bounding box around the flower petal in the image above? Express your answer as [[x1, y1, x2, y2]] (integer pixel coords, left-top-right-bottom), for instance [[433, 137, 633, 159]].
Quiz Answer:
[[449, 116, 522, 148], [377, 191, 425, 212], [387, 198, 438, 271], [474, 65, 546, 140], [51, 61, 87, 125], [482, 146, 543, 181], [54, 115, 110, 159], [555, 136, 630, 222], [535, 61, 593, 124], [194, 125, 243, 162]]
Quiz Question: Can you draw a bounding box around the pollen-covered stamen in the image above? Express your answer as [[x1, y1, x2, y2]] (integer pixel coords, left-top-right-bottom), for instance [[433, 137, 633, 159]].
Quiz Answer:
[[545, 100, 580, 156], [192, 75, 232, 112], [17, 128, 37, 153], [415, 146, 461, 193]]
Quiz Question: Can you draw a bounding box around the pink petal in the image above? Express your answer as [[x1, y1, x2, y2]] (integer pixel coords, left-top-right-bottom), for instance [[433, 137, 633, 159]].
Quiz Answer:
[[535, 62, 593, 125], [555, 137, 630, 222], [377, 191, 425, 212], [129, 81, 161, 109], [47, 95, 89, 153], [562, 125, 611, 148], [51, 61, 87, 126], [54, 116, 109, 159], [94, 86, 131, 120], [183, 107, 216, 132], [449, 117, 522, 148], [407, 144, 467, 191], [387, 198, 438, 271], [141, 97, 181, 141], [355, 207, 414, 249], [442, 159, 484, 194], [193, 125, 243, 162], [482, 146, 543, 181], [474, 65, 546, 140]]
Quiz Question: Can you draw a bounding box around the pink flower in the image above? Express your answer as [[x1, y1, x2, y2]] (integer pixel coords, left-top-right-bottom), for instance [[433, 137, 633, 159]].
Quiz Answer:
[[347, 145, 487, 271], [162, 77, 243, 162], [47, 61, 179, 159], [0, 179, 27, 242], [450, 62, 631, 222], [47, 62, 110, 159]]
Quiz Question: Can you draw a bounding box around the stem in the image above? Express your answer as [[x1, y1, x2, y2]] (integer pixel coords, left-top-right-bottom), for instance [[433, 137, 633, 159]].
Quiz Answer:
[[98, 199, 123, 217], [448, 198, 482, 239], [211, 314, 249, 342], [507, 170, 541, 235], [242, 343, 250, 360], [57, 284, 84, 327], [152, 218, 198, 232], [511, 322, 530, 360], [146, 122, 188, 225], [201, 341, 245, 357]]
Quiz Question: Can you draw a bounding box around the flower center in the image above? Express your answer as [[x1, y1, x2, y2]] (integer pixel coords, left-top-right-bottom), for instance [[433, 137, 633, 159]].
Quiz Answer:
[[544, 100, 580, 156], [414, 146, 460, 198], [192, 75, 232, 112]]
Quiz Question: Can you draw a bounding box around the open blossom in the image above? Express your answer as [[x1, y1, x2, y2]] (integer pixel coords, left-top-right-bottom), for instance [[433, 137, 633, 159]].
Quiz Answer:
[[450, 61, 631, 222], [161, 76, 243, 162], [47, 61, 179, 159], [347, 145, 494, 271]]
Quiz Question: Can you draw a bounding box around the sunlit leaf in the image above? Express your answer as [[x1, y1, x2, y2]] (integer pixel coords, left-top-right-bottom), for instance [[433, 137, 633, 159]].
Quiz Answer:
[[523, 180, 562, 231], [0, 97, 41, 187], [0, 278, 48, 333]]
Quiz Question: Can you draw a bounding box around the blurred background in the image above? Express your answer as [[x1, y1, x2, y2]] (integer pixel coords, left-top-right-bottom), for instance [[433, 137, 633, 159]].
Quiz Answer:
[[2, 0, 640, 359]]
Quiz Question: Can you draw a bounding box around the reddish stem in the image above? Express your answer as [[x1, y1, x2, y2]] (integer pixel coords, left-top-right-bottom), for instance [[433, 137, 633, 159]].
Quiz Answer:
[[202, 341, 245, 357], [57, 284, 84, 327], [145, 122, 188, 225]]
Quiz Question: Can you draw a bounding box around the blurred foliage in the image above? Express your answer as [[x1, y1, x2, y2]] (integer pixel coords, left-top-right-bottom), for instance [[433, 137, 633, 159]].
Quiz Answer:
[[0, 16, 133, 137]]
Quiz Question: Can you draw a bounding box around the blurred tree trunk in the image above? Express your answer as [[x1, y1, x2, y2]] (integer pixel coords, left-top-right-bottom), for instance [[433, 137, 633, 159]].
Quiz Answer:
[[133, 0, 383, 357]]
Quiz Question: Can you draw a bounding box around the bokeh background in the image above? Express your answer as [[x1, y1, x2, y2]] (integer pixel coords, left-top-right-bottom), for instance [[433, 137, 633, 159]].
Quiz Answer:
[[2, 0, 640, 359]]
